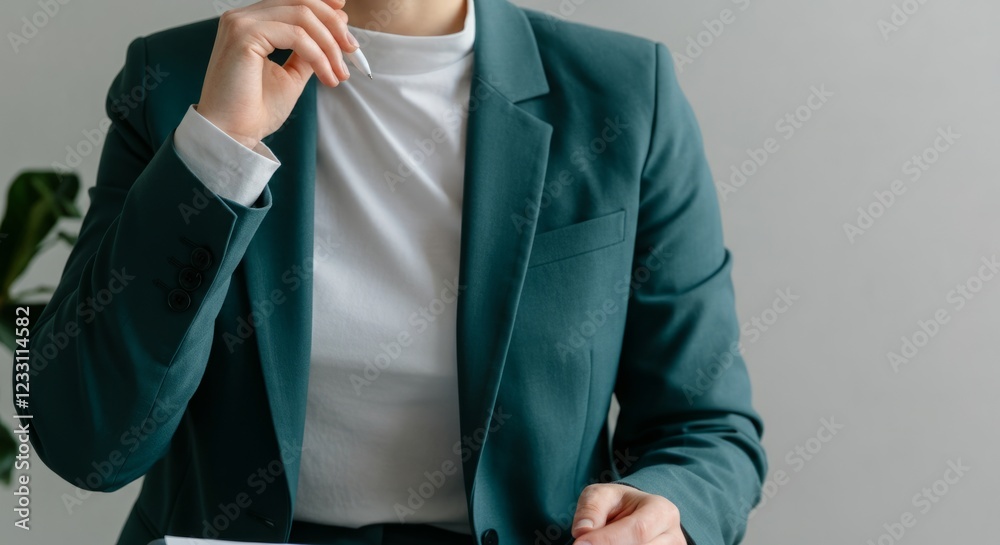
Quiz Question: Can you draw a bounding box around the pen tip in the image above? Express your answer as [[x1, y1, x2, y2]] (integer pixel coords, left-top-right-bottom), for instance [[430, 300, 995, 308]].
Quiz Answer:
[[368, 73, 373, 79]]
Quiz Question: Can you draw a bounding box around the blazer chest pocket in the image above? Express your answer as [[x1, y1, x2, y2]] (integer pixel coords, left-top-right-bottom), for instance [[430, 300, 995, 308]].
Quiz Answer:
[[527, 209, 626, 268]]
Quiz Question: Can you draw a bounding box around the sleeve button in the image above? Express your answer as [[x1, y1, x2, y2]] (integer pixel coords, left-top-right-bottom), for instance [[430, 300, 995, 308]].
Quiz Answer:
[[481, 529, 498, 545], [178, 267, 202, 291], [167, 289, 191, 311], [191, 247, 213, 271]]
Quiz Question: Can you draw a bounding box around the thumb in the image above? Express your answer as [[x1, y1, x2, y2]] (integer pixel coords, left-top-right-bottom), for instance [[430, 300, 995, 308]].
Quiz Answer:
[[571, 484, 627, 538]]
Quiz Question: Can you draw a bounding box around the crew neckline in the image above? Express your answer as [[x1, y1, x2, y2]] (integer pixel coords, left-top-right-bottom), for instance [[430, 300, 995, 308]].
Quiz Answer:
[[347, 0, 476, 76]]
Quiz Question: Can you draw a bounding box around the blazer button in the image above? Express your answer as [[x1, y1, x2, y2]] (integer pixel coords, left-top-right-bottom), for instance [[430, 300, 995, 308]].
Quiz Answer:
[[481, 528, 498, 545], [167, 289, 191, 311], [190, 247, 213, 271], [178, 267, 202, 291]]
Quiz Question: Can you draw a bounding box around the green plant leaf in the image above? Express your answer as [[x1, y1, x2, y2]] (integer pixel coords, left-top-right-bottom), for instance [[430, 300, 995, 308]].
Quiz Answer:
[[0, 315, 13, 351], [0, 422, 15, 486], [57, 230, 78, 246], [0, 171, 79, 306]]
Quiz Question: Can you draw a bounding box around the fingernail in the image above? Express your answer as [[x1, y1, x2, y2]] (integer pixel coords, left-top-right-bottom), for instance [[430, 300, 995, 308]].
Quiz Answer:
[[576, 541, 592, 545], [573, 519, 594, 531], [341, 58, 350, 75], [347, 32, 359, 48]]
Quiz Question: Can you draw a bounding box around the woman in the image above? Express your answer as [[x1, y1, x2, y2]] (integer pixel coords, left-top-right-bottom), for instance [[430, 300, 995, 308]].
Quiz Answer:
[[19, 0, 766, 544]]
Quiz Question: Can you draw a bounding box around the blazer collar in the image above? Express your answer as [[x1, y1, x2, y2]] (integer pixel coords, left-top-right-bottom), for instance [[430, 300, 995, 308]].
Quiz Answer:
[[472, 0, 549, 103]]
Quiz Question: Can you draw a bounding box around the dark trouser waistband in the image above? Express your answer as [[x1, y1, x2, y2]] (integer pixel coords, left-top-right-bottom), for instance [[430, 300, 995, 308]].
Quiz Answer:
[[288, 519, 476, 545]]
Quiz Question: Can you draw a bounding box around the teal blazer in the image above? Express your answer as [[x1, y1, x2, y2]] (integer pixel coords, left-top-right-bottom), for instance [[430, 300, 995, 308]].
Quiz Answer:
[[17, 1, 766, 544]]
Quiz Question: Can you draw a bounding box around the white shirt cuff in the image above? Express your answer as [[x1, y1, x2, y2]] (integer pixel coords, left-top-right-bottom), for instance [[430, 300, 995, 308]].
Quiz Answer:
[[173, 105, 280, 207]]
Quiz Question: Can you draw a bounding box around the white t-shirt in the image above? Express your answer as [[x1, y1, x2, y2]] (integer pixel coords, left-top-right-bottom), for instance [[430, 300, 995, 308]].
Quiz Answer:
[[172, 0, 476, 534]]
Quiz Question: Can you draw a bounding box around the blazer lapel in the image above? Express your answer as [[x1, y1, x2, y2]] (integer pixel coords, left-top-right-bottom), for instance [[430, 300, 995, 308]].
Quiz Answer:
[[456, 0, 552, 500], [241, 0, 553, 509], [242, 72, 318, 503]]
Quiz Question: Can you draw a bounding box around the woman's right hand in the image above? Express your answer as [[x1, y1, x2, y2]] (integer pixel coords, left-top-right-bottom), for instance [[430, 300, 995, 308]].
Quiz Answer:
[[196, 0, 358, 149]]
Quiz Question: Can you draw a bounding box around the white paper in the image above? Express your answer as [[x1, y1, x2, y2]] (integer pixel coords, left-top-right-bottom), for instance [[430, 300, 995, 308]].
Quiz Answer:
[[165, 537, 307, 545]]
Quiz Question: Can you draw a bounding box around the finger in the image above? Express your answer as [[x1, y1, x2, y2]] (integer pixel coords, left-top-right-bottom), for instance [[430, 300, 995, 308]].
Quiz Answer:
[[242, 5, 350, 81], [217, 10, 339, 85], [253, 20, 339, 86], [571, 484, 626, 538], [574, 499, 678, 545], [243, 0, 357, 54], [245, 0, 346, 10], [281, 50, 318, 87]]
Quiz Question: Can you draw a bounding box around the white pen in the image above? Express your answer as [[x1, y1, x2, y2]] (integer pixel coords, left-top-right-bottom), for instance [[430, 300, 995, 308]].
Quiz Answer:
[[345, 49, 373, 79]]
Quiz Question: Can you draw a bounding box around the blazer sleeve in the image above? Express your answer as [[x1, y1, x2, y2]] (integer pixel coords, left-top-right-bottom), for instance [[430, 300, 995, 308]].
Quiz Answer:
[[13, 36, 273, 492], [609, 42, 768, 545]]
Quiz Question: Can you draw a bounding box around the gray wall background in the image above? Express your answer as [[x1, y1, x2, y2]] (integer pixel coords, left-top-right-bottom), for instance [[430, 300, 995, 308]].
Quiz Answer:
[[2, 0, 998, 543]]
